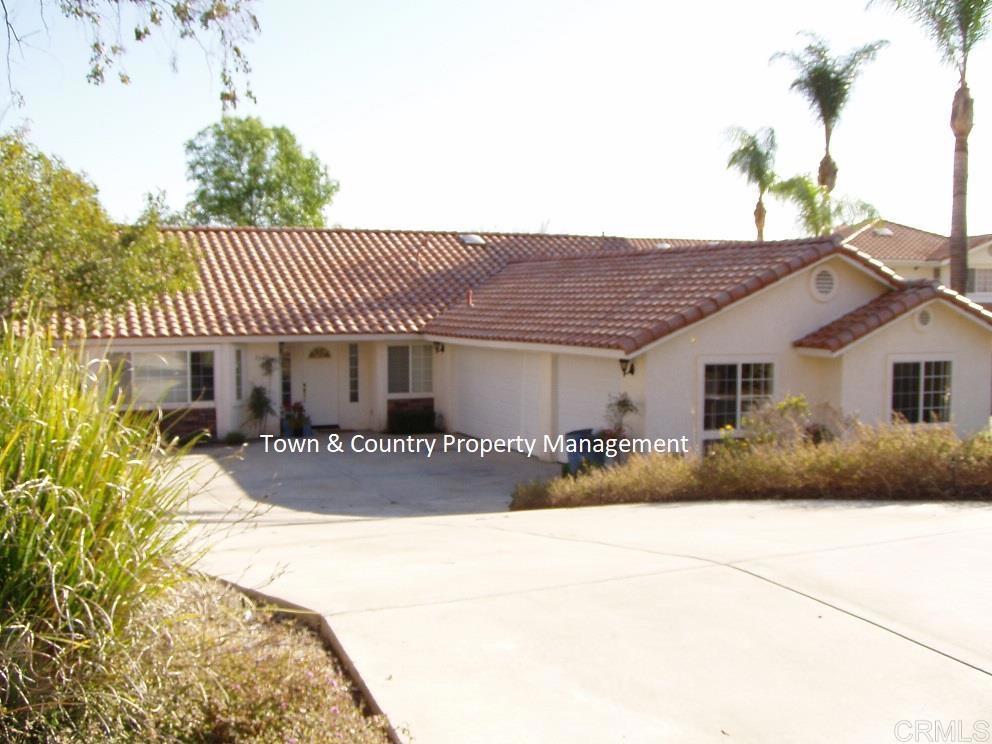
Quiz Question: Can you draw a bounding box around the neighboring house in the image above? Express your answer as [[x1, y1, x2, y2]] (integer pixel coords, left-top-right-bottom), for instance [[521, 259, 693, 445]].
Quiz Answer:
[[76, 227, 992, 459], [841, 220, 992, 304]]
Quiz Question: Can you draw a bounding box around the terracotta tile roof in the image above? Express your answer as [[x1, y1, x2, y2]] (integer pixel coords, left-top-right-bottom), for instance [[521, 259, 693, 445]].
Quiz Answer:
[[425, 236, 899, 354], [69, 228, 707, 339], [842, 220, 949, 261], [843, 219, 992, 262], [793, 281, 992, 353], [928, 233, 992, 260]]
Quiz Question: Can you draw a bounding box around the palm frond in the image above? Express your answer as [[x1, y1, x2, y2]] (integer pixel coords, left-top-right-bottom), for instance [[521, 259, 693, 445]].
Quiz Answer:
[[725, 126, 778, 193], [772, 33, 887, 128], [874, 0, 992, 77], [771, 174, 878, 236]]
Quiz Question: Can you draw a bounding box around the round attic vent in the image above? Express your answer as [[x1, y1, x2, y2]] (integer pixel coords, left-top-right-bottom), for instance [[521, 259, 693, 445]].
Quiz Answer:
[[811, 268, 837, 300], [916, 308, 933, 330]]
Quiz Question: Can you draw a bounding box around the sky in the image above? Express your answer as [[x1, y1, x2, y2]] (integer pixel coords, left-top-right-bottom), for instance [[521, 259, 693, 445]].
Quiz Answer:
[[3, 0, 991, 241]]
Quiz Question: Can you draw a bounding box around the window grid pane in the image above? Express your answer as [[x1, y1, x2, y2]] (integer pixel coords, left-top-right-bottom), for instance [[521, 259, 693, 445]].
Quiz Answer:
[[348, 344, 359, 403], [410, 345, 433, 394], [703, 364, 738, 431], [106, 352, 132, 400], [971, 268, 992, 293], [234, 349, 243, 401], [388, 346, 410, 394], [281, 347, 292, 406], [741, 362, 773, 415], [132, 351, 189, 405], [190, 351, 214, 402], [922, 361, 952, 422], [891, 362, 921, 423]]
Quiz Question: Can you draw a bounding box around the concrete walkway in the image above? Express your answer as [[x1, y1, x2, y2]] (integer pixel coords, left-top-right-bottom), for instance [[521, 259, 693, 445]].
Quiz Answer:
[[186, 443, 992, 744]]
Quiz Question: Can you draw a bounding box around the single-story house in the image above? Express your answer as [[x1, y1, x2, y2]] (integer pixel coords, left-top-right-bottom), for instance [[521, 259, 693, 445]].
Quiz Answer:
[[74, 227, 992, 459], [841, 220, 992, 303]]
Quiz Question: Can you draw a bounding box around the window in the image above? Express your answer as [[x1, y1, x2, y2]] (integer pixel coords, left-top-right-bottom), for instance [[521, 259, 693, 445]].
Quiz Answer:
[[892, 361, 951, 423], [967, 269, 992, 293], [703, 362, 773, 431], [348, 343, 359, 403], [114, 350, 214, 406], [387, 344, 433, 395], [105, 352, 132, 399], [234, 349, 244, 401], [280, 346, 292, 406]]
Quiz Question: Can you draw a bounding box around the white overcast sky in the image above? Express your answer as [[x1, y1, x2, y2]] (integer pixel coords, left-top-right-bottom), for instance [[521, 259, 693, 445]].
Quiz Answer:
[[4, 0, 991, 240]]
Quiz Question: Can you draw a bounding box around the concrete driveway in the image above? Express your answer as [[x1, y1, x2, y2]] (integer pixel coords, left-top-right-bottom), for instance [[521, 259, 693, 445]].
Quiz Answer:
[[186, 438, 992, 744]]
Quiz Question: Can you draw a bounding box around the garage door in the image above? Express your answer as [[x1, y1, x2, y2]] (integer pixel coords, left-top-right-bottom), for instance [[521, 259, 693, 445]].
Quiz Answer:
[[453, 347, 540, 444]]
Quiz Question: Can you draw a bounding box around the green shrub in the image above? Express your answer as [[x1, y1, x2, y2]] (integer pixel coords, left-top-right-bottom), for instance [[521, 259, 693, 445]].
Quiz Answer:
[[510, 423, 992, 510], [388, 408, 435, 434], [0, 322, 192, 738], [223, 430, 248, 445]]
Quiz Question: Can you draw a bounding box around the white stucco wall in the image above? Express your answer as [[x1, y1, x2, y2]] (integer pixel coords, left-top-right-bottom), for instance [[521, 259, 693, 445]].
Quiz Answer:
[[441, 345, 546, 447], [238, 342, 280, 435], [555, 353, 644, 437], [838, 302, 992, 434], [638, 256, 888, 452]]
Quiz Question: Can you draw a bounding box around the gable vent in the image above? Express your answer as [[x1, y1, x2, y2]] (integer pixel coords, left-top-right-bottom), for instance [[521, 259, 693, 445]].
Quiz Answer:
[[813, 268, 836, 298], [458, 233, 486, 246], [918, 309, 932, 328]]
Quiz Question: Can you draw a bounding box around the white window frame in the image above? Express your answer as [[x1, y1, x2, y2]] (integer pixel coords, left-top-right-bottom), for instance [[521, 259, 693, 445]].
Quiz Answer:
[[887, 354, 954, 425], [104, 346, 218, 409], [967, 267, 992, 293], [348, 343, 359, 403], [386, 344, 434, 399], [234, 348, 244, 401], [699, 357, 776, 437]]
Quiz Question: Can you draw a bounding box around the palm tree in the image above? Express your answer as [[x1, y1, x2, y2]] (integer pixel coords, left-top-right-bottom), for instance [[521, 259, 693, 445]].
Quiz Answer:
[[772, 175, 879, 237], [873, 1, 992, 293], [726, 127, 778, 240], [772, 33, 888, 193]]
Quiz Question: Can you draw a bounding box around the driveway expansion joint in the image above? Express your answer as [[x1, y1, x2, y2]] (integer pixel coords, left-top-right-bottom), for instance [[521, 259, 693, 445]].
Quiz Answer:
[[467, 521, 992, 678]]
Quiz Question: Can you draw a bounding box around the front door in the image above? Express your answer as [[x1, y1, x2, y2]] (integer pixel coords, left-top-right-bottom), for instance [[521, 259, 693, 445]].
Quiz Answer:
[[299, 344, 339, 426]]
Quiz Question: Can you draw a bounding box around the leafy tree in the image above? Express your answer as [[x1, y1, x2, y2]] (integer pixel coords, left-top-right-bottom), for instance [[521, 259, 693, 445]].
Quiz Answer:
[[184, 116, 339, 227], [772, 33, 887, 192], [873, 0, 992, 293], [726, 127, 778, 240], [2, 1, 259, 107], [772, 174, 878, 237], [0, 132, 197, 317]]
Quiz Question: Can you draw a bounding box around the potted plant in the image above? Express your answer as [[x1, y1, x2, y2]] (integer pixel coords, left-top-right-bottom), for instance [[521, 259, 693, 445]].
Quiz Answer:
[[245, 385, 275, 435], [600, 393, 640, 464], [282, 401, 311, 437]]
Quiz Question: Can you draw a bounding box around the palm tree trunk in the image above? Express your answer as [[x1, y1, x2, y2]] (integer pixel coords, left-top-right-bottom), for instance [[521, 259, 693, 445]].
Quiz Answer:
[[949, 82, 974, 294], [818, 124, 838, 193], [754, 196, 766, 241]]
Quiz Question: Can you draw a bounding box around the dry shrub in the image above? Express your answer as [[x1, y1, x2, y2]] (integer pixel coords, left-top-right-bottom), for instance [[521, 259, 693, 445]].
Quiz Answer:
[[117, 577, 391, 744], [511, 421, 992, 510]]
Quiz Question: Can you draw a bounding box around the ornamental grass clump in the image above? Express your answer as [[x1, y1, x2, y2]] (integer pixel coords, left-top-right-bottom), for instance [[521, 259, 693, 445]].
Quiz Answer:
[[0, 321, 193, 739]]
